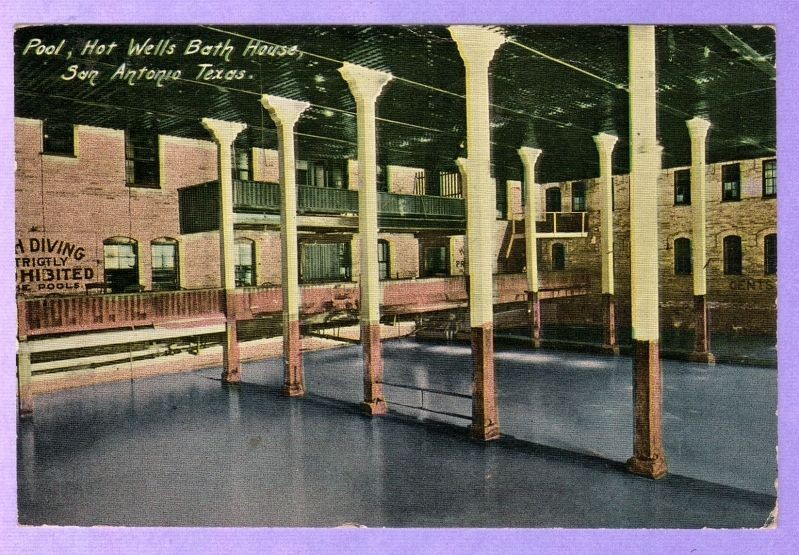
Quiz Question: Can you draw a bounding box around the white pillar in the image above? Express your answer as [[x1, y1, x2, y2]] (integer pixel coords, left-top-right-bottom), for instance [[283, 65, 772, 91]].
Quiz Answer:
[[449, 25, 505, 441], [626, 25, 667, 479], [686, 116, 714, 363], [201, 117, 247, 384], [594, 133, 618, 295], [594, 133, 620, 354], [519, 147, 542, 348], [686, 117, 711, 296], [261, 95, 311, 395], [339, 62, 393, 416]]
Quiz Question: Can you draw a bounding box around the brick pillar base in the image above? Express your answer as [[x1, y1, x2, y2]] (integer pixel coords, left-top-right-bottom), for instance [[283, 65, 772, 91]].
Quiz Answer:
[[282, 318, 305, 396], [18, 349, 34, 419], [626, 339, 668, 479], [527, 291, 541, 349], [602, 293, 620, 355], [688, 295, 715, 364], [469, 323, 500, 441], [360, 321, 387, 415], [221, 291, 241, 384]]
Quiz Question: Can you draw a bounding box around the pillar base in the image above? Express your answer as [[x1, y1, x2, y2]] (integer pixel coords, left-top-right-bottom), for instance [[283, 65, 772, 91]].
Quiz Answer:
[[603, 293, 618, 352], [527, 291, 541, 349], [631, 339, 667, 479], [468, 422, 501, 441], [18, 400, 33, 420], [281, 383, 306, 397], [282, 318, 305, 396], [470, 324, 500, 442], [360, 399, 388, 416], [361, 322, 385, 415], [688, 351, 716, 364], [625, 455, 668, 479]]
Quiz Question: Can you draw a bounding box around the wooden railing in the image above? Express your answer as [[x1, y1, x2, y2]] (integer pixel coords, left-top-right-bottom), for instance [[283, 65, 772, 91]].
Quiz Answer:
[[378, 192, 465, 219], [19, 273, 591, 337], [21, 288, 224, 337], [537, 212, 589, 234]]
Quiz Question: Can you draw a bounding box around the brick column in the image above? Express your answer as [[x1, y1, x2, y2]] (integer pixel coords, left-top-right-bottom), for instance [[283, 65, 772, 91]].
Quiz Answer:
[[594, 132, 620, 355], [17, 298, 33, 418], [518, 147, 543, 348], [686, 117, 715, 364], [450, 25, 506, 441], [339, 63, 393, 416], [261, 95, 312, 395], [201, 118, 247, 384], [626, 26, 667, 479]]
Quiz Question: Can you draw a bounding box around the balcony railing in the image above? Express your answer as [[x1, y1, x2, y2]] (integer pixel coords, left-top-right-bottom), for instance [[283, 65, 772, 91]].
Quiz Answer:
[[230, 180, 464, 219], [536, 211, 589, 234], [378, 192, 465, 219]]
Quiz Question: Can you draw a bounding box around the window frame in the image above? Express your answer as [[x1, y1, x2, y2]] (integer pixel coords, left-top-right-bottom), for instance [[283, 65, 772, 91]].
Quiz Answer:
[[674, 237, 692, 275], [378, 239, 390, 280], [764, 233, 777, 275], [723, 235, 743, 275], [234, 238, 256, 287], [551, 242, 566, 271], [151, 238, 180, 291], [545, 187, 562, 213], [674, 169, 691, 206], [125, 128, 160, 188], [721, 163, 741, 202], [762, 159, 776, 198], [571, 181, 587, 212], [42, 120, 76, 157], [103, 237, 140, 293]]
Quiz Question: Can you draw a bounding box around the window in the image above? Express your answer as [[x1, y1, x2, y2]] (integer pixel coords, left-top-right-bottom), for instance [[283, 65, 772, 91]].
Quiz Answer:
[[545, 187, 562, 213], [764, 234, 777, 275], [571, 182, 586, 212], [496, 179, 508, 218], [42, 120, 75, 156], [232, 138, 252, 181], [377, 165, 388, 192], [235, 239, 256, 287], [301, 160, 347, 188], [300, 242, 352, 283], [723, 235, 742, 275], [151, 238, 179, 291], [125, 129, 160, 187], [762, 159, 776, 198], [422, 246, 449, 277], [552, 243, 566, 271], [611, 176, 616, 211], [674, 238, 692, 275], [721, 164, 740, 202], [378, 240, 390, 280], [674, 169, 691, 205], [103, 237, 139, 293]]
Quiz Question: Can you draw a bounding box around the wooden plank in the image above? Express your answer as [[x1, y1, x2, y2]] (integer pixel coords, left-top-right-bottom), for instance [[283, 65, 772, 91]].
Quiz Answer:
[[27, 324, 225, 354]]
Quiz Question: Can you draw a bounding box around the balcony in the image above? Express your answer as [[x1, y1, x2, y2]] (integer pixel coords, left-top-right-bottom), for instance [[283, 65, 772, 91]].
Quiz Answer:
[[179, 181, 586, 237], [180, 180, 467, 233], [535, 212, 589, 237]]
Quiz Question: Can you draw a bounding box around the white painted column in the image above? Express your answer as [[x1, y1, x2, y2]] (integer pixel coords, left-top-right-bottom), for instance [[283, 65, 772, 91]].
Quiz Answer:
[[626, 25, 667, 479], [594, 132, 620, 354], [201, 117, 247, 384], [449, 25, 505, 441], [686, 116, 715, 363], [261, 95, 311, 395], [518, 147, 542, 348], [339, 62, 393, 416]]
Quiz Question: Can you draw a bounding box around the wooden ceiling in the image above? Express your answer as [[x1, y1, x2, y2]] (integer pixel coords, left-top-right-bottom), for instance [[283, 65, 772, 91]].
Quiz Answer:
[[15, 25, 775, 183]]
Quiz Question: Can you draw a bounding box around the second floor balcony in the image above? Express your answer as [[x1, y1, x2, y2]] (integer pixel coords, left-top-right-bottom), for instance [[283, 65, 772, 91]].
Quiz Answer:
[[179, 180, 586, 238]]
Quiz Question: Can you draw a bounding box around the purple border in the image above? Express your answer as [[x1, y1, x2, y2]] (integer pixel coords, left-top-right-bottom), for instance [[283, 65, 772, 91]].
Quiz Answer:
[[2, 2, 796, 553]]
